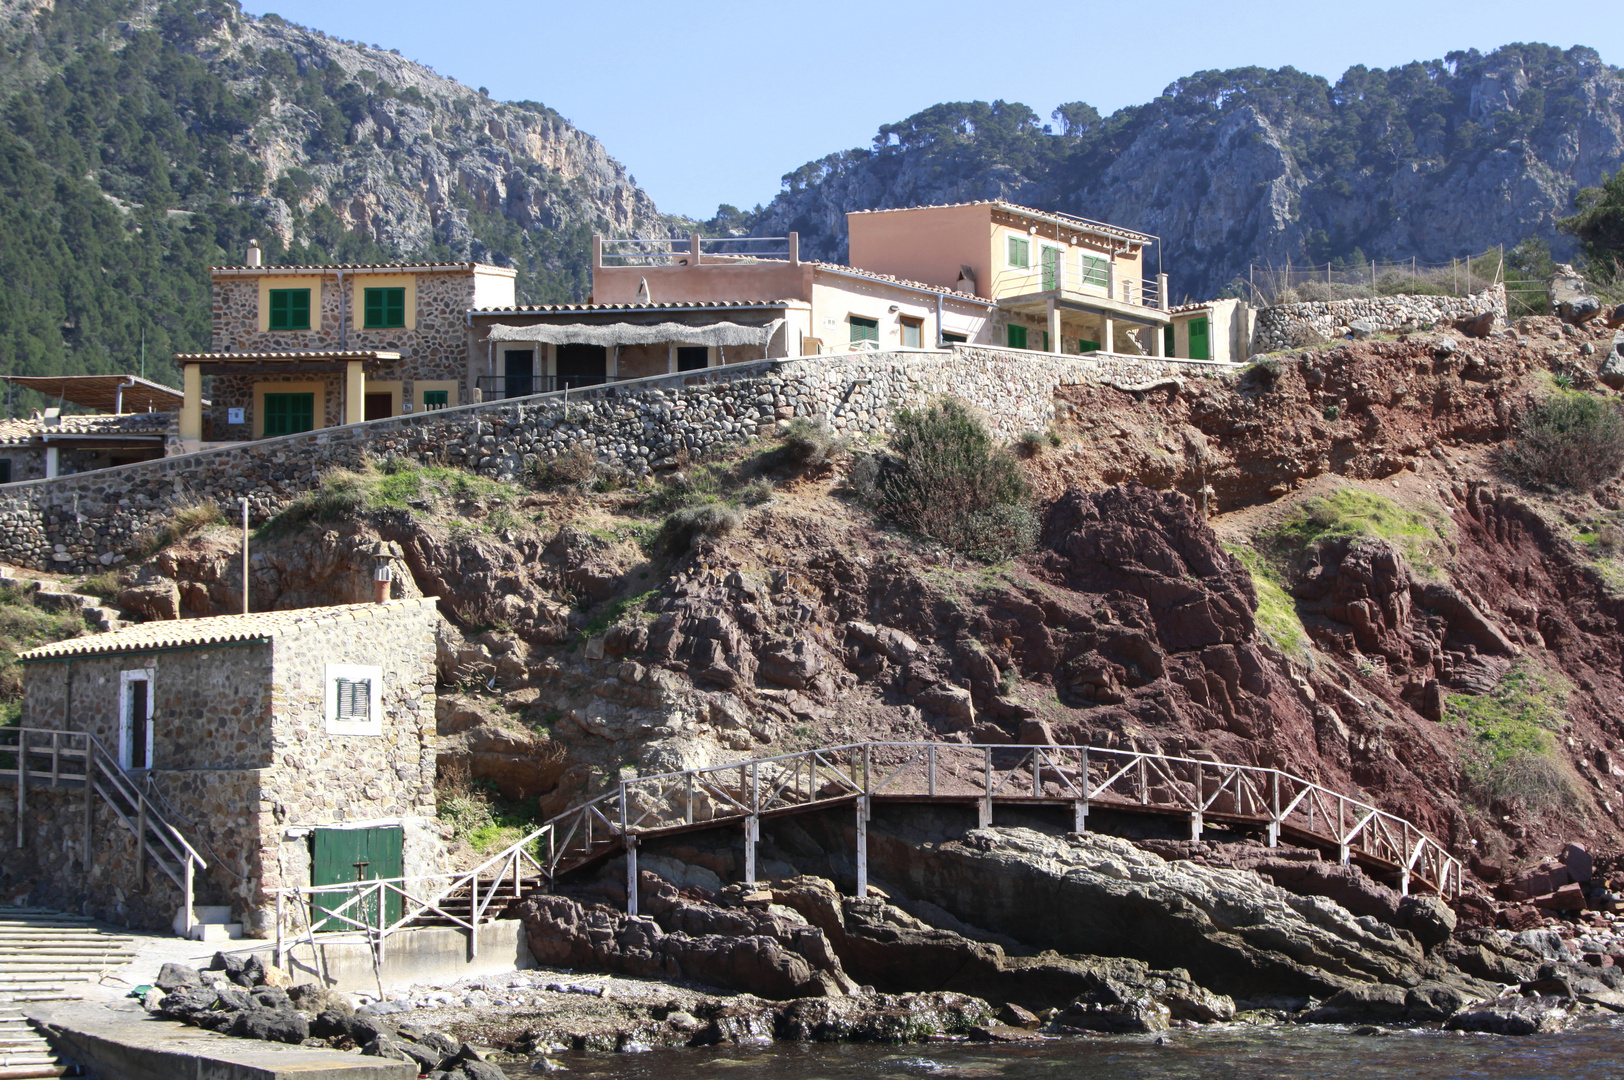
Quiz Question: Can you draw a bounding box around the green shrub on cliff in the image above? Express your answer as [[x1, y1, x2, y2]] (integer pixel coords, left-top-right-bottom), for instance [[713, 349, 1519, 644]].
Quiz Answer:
[[854, 398, 1036, 561], [1448, 662, 1581, 815], [0, 585, 87, 704], [1224, 543, 1310, 660], [1265, 487, 1445, 576], [1498, 390, 1624, 492]]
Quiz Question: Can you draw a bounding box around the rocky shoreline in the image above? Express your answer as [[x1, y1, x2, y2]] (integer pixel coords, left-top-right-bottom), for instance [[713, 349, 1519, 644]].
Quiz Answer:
[[141, 827, 1624, 1070]]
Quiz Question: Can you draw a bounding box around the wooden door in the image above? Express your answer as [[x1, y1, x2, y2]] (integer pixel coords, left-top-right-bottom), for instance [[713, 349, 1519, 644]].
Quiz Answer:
[[556, 344, 607, 388], [364, 393, 392, 421], [310, 826, 403, 931], [1188, 317, 1210, 361]]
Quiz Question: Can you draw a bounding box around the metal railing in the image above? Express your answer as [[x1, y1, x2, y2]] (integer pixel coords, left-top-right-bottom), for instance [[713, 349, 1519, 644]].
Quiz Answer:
[[2, 725, 208, 936], [474, 374, 626, 399], [1036, 257, 1165, 310], [599, 236, 793, 266]]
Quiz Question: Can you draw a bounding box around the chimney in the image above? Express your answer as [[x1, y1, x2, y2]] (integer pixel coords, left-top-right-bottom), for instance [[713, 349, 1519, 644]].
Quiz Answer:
[[636, 277, 651, 304], [246, 239, 262, 268]]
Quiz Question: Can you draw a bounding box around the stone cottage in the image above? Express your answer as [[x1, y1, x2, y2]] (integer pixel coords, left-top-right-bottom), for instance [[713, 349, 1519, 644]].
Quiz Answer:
[[12, 598, 441, 937]]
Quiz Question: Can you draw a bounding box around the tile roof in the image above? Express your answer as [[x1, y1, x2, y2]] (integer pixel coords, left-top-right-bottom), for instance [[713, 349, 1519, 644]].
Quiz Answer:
[[808, 261, 994, 301], [18, 598, 438, 661], [4, 375, 185, 413], [471, 300, 795, 314], [209, 262, 514, 274], [0, 413, 173, 444], [173, 350, 402, 362], [849, 200, 1156, 244]]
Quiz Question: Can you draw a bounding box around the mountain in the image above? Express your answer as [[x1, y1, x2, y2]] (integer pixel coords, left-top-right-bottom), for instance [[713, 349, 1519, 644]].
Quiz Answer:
[[0, 0, 675, 391], [743, 45, 1624, 301]]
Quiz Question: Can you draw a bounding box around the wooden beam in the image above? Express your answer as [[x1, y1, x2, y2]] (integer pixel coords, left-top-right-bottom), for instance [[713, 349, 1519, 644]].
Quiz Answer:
[[195, 362, 371, 376]]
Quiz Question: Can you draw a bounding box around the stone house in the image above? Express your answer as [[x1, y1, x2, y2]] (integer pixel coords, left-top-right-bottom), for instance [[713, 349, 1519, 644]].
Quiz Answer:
[[175, 242, 517, 448], [0, 374, 189, 482], [11, 598, 441, 936], [1165, 298, 1257, 364]]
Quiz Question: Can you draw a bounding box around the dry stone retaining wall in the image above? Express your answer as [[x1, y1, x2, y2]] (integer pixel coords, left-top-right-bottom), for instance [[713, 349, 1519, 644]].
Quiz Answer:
[[1252, 286, 1506, 353], [0, 347, 1232, 573]]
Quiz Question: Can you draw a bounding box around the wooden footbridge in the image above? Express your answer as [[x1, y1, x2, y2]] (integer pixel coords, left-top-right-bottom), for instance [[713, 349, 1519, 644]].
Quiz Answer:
[[273, 740, 1464, 964]]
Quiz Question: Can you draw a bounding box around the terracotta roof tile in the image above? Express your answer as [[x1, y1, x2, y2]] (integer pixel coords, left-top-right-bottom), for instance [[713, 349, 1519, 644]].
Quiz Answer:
[[18, 598, 437, 661], [0, 413, 172, 444]]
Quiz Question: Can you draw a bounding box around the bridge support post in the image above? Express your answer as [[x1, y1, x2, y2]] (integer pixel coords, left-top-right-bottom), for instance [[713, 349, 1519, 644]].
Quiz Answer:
[[625, 835, 639, 917], [1189, 812, 1203, 842], [1268, 772, 1279, 848], [1399, 869, 1410, 897], [855, 796, 870, 900], [978, 798, 992, 829], [1072, 799, 1088, 834], [1338, 843, 1350, 865], [743, 815, 759, 887], [1266, 821, 1279, 848]]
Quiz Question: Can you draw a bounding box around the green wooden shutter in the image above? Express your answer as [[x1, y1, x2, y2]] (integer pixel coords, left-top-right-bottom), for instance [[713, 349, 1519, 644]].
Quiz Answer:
[[268, 289, 288, 329], [849, 316, 879, 344], [364, 287, 405, 328], [263, 393, 315, 436], [268, 289, 311, 330], [1041, 246, 1060, 290], [1164, 324, 1175, 356], [1007, 325, 1027, 349], [422, 390, 448, 410]]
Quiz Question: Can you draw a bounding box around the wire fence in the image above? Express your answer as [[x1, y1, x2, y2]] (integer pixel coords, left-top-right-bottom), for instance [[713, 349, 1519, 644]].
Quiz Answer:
[[1247, 249, 1506, 307]]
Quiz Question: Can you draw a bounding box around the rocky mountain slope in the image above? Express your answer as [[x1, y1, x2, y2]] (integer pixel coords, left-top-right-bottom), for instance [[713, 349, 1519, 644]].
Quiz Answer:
[[0, 0, 674, 387], [745, 45, 1624, 299]]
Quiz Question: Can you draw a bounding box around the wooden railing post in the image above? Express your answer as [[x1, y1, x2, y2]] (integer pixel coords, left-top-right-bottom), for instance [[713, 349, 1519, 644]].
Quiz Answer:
[[135, 797, 147, 887], [855, 796, 869, 899], [14, 729, 24, 849], [83, 745, 95, 873]]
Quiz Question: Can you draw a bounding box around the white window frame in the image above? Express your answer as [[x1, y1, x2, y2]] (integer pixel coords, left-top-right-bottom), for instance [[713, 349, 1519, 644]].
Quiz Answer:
[[119, 668, 155, 771], [324, 663, 383, 736], [1007, 234, 1030, 269]]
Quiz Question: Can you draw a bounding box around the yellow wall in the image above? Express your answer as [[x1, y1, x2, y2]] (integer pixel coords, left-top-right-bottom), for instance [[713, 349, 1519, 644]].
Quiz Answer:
[[986, 224, 1145, 302], [257, 276, 322, 333], [352, 274, 417, 330], [252, 380, 327, 438], [413, 379, 459, 413]]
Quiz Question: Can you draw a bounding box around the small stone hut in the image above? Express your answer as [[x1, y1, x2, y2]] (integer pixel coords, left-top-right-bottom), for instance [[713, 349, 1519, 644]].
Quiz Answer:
[[14, 598, 442, 936]]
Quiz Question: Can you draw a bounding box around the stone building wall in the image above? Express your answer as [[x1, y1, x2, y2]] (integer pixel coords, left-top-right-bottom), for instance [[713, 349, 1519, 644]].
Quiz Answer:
[[0, 346, 1233, 573], [259, 598, 443, 937], [1251, 286, 1507, 353]]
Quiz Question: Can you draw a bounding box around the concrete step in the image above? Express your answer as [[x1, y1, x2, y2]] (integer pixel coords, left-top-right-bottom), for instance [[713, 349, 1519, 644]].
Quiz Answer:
[[189, 924, 243, 943]]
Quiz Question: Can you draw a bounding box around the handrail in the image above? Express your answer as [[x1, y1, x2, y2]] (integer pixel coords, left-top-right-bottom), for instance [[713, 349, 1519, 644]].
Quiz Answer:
[[4, 725, 207, 937]]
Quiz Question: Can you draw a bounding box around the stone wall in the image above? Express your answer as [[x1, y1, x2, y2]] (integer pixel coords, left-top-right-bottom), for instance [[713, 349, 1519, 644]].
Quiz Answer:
[[1251, 286, 1507, 353], [0, 346, 1233, 574]]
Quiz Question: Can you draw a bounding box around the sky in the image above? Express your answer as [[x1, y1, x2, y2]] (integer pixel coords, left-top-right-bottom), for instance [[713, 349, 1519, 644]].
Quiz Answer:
[[246, 0, 1622, 221]]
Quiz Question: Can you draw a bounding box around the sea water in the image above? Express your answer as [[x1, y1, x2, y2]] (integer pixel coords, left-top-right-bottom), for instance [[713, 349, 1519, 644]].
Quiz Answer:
[[503, 1019, 1624, 1079]]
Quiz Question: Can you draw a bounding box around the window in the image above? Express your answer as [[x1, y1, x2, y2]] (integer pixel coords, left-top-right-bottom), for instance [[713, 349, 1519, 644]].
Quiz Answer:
[[267, 288, 311, 330], [119, 670, 154, 771], [1006, 325, 1027, 349], [363, 287, 406, 329], [849, 316, 879, 344], [1007, 235, 1030, 268], [1077, 339, 1100, 354], [1080, 254, 1109, 288], [325, 664, 383, 736], [422, 390, 449, 410], [941, 332, 967, 344], [899, 318, 923, 348], [0, 459, 11, 484], [677, 346, 709, 372], [1041, 246, 1061, 290], [262, 393, 315, 436], [1164, 324, 1175, 356]]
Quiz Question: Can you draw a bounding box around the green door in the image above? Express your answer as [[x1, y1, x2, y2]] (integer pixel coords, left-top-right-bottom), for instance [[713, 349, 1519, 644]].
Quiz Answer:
[[311, 826, 403, 931], [1040, 246, 1060, 290], [262, 393, 315, 436], [1164, 324, 1176, 356], [1188, 317, 1210, 361], [1006, 324, 1027, 349]]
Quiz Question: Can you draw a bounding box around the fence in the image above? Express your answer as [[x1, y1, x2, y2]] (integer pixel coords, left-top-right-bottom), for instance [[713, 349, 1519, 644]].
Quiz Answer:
[[1248, 250, 1505, 307]]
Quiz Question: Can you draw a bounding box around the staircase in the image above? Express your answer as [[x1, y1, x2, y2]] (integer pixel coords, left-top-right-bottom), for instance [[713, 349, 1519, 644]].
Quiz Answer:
[[0, 910, 135, 1080], [401, 874, 541, 929]]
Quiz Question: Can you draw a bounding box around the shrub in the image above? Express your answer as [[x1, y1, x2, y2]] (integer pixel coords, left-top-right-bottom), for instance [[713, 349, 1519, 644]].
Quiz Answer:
[[527, 444, 600, 490], [1016, 430, 1047, 457], [1266, 488, 1445, 576], [131, 499, 224, 558], [1449, 663, 1581, 816], [260, 470, 369, 537], [1498, 391, 1624, 491], [862, 398, 1035, 561], [780, 418, 842, 469], [658, 504, 740, 554], [77, 570, 121, 602], [1599, 523, 1623, 555]]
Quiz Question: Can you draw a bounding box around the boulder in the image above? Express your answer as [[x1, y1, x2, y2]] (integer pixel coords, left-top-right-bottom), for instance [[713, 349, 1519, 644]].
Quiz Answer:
[[1349, 318, 1380, 340], [1601, 331, 1624, 391], [1055, 980, 1171, 1034], [998, 1002, 1042, 1028], [287, 982, 350, 1016], [845, 621, 919, 663], [229, 1008, 310, 1044], [1300, 984, 1410, 1024], [1397, 894, 1457, 950], [1453, 311, 1495, 338], [117, 580, 180, 621], [1404, 980, 1480, 1022], [1548, 264, 1602, 325], [1445, 997, 1570, 1035], [154, 963, 201, 994], [362, 1034, 417, 1063], [915, 685, 975, 728], [309, 1009, 351, 1040], [1605, 303, 1624, 329], [240, 955, 268, 987]]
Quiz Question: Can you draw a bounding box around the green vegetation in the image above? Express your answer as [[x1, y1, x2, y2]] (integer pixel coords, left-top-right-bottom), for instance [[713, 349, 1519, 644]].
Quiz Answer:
[[262, 461, 509, 536], [1560, 165, 1624, 266], [131, 499, 224, 559], [579, 589, 659, 642], [1498, 390, 1624, 492], [1225, 543, 1310, 659], [435, 759, 551, 856], [779, 417, 844, 470], [1265, 487, 1446, 576], [0, 584, 87, 702], [657, 504, 740, 555], [1447, 662, 1581, 814], [852, 398, 1035, 561]]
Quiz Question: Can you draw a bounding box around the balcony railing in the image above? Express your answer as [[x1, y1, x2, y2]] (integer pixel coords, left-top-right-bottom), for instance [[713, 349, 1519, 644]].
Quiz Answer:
[[599, 236, 794, 267], [476, 374, 629, 400], [1028, 256, 1164, 310]]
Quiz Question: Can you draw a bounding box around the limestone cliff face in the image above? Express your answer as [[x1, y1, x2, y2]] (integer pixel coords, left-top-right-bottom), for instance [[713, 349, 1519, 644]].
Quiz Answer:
[[752, 46, 1624, 299]]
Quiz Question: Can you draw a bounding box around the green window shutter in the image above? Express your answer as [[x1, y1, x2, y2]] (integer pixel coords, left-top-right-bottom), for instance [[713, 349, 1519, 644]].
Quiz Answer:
[[263, 393, 315, 436], [1164, 324, 1176, 356], [422, 390, 448, 409], [942, 332, 967, 344], [1081, 255, 1108, 287], [335, 678, 371, 719], [849, 316, 879, 343], [364, 287, 406, 329], [268, 289, 311, 330], [1078, 339, 1100, 353], [1042, 331, 1050, 351], [1007, 325, 1027, 349]]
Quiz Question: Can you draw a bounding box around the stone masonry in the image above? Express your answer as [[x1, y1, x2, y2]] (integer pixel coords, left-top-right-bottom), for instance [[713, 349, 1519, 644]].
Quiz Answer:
[[0, 346, 1232, 573], [1251, 286, 1507, 353]]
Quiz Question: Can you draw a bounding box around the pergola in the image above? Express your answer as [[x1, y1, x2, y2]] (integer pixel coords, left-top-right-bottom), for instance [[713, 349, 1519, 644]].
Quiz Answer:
[[4, 375, 190, 414]]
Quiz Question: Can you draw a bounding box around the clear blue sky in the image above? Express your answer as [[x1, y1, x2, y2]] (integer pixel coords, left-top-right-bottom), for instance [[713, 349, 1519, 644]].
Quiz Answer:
[[247, 0, 1620, 221]]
